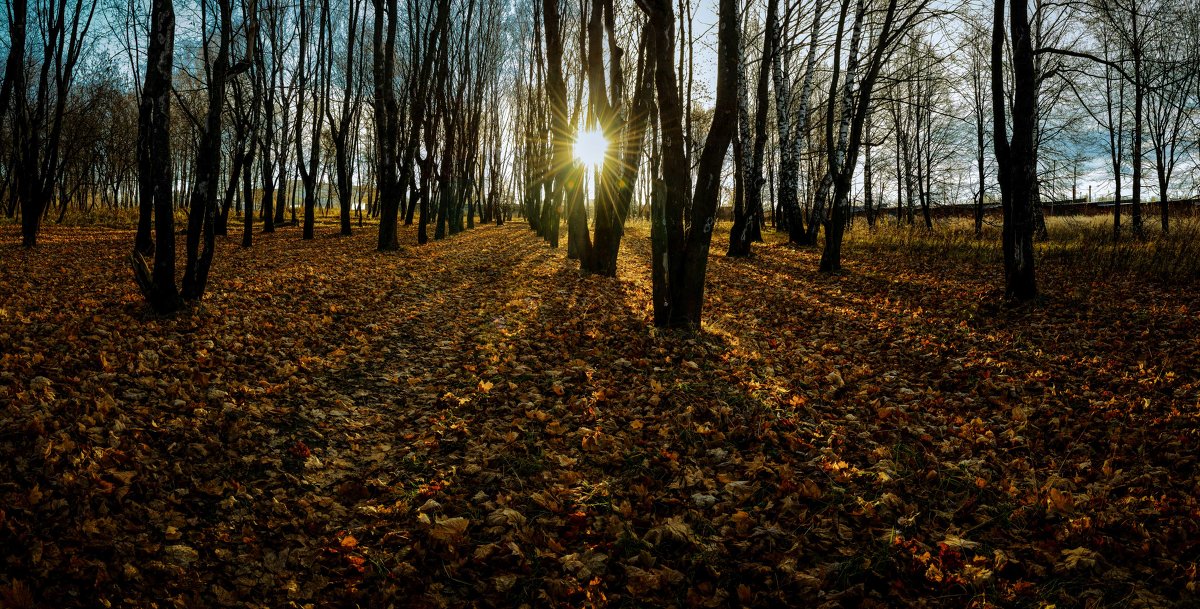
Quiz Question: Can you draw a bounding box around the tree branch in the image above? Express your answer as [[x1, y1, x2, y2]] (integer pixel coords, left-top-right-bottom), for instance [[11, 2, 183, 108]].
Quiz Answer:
[[1034, 46, 1130, 80]]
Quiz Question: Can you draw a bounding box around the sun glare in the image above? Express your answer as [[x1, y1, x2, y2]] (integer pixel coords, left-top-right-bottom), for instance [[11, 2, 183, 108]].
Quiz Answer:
[[573, 128, 608, 168]]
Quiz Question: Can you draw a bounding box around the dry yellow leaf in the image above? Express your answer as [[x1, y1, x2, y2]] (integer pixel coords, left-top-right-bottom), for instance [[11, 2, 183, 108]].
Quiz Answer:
[[430, 516, 470, 543]]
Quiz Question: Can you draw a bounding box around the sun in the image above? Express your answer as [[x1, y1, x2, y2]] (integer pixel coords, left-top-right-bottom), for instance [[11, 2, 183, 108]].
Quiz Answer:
[[573, 127, 608, 169]]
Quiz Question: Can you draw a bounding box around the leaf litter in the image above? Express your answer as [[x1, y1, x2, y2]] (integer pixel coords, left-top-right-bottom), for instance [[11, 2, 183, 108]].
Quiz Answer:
[[0, 223, 1197, 608]]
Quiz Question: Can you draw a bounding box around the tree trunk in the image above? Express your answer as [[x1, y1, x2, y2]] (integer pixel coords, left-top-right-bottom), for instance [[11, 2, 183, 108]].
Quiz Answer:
[[727, 12, 753, 257], [216, 140, 244, 237], [18, 0, 94, 247], [373, 0, 401, 250], [818, 0, 864, 273], [181, 0, 249, 301], [992, 0, 1037, 302], [241, 116, 258, 247], [642, 0, 738, 329], [864, 120, 875, 229], [974, 79, 986, 238], [540, 0, 573, 255], [417, 155, 431, 244], [131, 0, 181, 313], [782, 0, 826, 245], [0, 0, 27, 147], [435, 113, 453, 240], [297, 0, 326, 241], [728, 0, 776, 257]]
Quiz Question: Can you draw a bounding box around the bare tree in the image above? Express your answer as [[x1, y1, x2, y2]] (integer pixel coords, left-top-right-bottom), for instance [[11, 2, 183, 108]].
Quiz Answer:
[[375, 0, 448, 250], [296, 0, 327, 239], [784, 0, 827, 245], [728, 0, 777, 257], [323, 0, 366, 236], [1092, 0, 1148, 237], [133, 0, 255, 312], [180, 0, 256, 298], [993, 0, 1038, 301], [130, 0, 178, 311], [539, 0, 571, 253], [241, 29, 263, 247], [962, 15, 991, 238], [819, 0, 938, 272], [640, 0, 739, 329], [1144, 0, 1196, 234], [1, 0, 29, 221], [579, 0, 656, 276], [0, 0, 26, 126], [371, 0, 400, 248], [13, 0, 97, 247]]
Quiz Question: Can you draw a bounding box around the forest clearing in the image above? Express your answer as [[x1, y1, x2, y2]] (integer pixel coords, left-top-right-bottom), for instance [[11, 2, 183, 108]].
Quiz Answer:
[[1, 220, 1197, 608]]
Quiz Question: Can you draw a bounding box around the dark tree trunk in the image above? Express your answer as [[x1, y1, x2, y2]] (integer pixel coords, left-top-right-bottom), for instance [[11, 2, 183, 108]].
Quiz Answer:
[[241, 129, 258, 247], [435, 111, 453, 241], [297, 0, 326, 241], [586, 20, 655, 277], [182, 0, 249, 301], [131, 0, 181, 313], [728, 0, 776, 257], [18, 0, 93, 247], [541, 0, 573, 255], [1130, 6, 1144, 239], [385, 0, 448, 248], [992, 0, 1037, 302], [260, 153, 276, 233], [404, 173, 419, 225], [864, 122, 876, 229], [975, 102, 986, 238], [417, 155, 431, 244], [258, 18, 277, 236], [216, 158, 240, 236], [781, 0, 826, 245], [642, 0, 738, 329], [322, 0, 362, 238], [373, 0, 401, 250], [0, 0, 27, 145], [819, 0, 898, 273], [1158, 175, 1169, 235]]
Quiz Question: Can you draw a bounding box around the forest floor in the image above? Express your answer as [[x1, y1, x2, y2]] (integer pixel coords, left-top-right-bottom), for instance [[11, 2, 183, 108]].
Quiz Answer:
[[0, 221, 1197, 609]]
